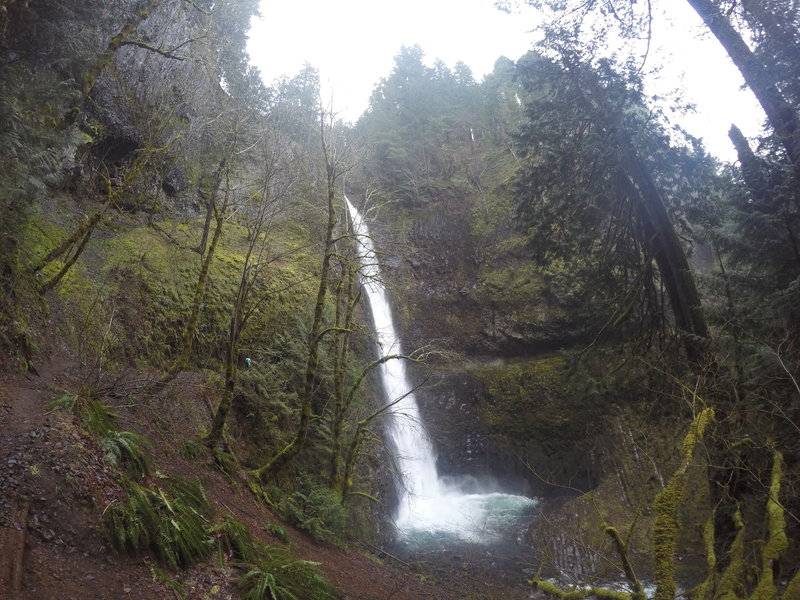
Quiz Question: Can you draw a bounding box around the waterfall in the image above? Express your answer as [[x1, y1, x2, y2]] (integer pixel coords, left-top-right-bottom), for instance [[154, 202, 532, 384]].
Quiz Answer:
[[346, 197, 536, 544], [345, 197, 441, 525]]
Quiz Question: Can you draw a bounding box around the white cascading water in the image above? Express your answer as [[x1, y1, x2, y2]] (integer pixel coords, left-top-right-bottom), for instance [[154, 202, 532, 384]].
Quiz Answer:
[[346, 197, 536, 545]]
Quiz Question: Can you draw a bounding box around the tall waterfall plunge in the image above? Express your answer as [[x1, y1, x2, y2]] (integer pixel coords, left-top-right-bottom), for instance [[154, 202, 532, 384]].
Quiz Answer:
[[346, 198, 537, 545]]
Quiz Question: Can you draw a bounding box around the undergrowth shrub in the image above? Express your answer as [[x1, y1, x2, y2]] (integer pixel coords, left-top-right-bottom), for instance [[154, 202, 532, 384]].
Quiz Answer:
[[104, 476, 214, 569], [213, 513, 256, 561], [106, 482, 334, 597], [265, 522, 288, 543], [47, 390, 151, 477], [238, 544, 333, 600], [179, 439, 207, 461], [278, 478, 346, 542], [101, 430, 151, 477], [212, 514, 333, 599]]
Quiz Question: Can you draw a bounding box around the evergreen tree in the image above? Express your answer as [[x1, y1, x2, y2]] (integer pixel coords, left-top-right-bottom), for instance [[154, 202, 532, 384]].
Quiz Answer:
[[512, 48, 710, 358]]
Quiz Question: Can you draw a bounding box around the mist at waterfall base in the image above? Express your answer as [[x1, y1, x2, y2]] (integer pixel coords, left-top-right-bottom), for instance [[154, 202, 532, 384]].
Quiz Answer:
[[346, 198, 538, 554]]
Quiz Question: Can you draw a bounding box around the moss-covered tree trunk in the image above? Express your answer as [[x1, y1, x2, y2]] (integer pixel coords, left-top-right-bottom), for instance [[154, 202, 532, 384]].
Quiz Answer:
[[205, 211, 264, 448], [205, 295, 241, 449], [31, 143, 172, 291], [330, 261, 358, 495], [341, 420, 366, 501], [530, 408, 715, 600], [652, 407, 714, 600], [253, 111, 340, 479], [159, 192, 227, 386]]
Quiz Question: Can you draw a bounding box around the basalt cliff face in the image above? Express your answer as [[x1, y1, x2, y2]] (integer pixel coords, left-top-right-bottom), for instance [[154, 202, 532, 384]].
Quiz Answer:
[[364, 191, 609, 498]]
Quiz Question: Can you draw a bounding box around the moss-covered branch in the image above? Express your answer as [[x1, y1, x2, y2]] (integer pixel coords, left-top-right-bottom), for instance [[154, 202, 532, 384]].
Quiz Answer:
[[117, 37, 202, 61], [605, 526, 646, 600], [158, 197, 226, 386], [715, 509, 746, 599], [689, 515, 717, 600], [750, 451, 788, 600], [652, 407, 714, 600], [529, 578, 633, 600]]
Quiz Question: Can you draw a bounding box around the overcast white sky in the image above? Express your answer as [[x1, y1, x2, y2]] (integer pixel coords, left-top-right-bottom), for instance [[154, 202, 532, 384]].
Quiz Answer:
[[247, 0, 765, 162]]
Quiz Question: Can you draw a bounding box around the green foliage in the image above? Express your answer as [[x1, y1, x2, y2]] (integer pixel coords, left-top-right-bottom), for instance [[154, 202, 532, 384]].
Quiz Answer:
[[48, 388, 152, 477], [512, 49, 714, 347], [227, 327, 310, 458], [277, 478, 346, 543], [48, 389, 113, 436], [265, 523, 288, 544], [78, 396, 117, 438], [101, 430, 151, 478], [46, 393, 81, 413], [356, 45, 493, 205], [178, 439, 207, 461], [213, 513, 256, 561], [107, 489, 331, 598], [213, 448, 237, 472], [238, 545, 333, 600], [104, 477, 214, 570], [0, 64, 82, 315]]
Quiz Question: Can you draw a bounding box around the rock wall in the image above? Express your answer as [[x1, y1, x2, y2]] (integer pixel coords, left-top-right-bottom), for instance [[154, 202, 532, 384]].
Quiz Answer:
[[363, 189, 608, 497]]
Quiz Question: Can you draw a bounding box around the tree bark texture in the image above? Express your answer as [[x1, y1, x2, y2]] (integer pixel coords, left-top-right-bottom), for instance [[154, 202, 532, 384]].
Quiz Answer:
[[686, 0, 800, 173]]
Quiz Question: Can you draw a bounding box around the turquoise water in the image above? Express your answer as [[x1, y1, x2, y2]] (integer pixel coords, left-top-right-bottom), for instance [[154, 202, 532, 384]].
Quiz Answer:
[[394, 491, 539, 550]]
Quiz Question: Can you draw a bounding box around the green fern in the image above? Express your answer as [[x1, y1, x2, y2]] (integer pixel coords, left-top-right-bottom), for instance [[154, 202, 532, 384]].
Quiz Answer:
[[46, 390, 117, 437], [104, 478, 215, 569], [213, 448, 237, 473], [238, 544, 332, 600], [265, 523, 288, 544], [101, 430, 151, 477], [164, 476, 214, 518], [178, 439, 207, 461], [278, 481, 345, 542], [105, 483, 158, 552], [46, 393, 79, 412], [80, 397, 117, 437], [213, 514, 256, 562]]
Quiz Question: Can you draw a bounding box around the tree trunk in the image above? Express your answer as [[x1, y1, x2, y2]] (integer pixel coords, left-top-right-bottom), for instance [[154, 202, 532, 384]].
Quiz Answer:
[[252, 142, 339, 479], [729, 124, 772, 206], [38, 224, 95, 293], [330, 262, 357, 495], [579, 75, 710, 358], [618, 151, 710, 345], [686, 0, 800, 173], [159, 197, 226, 386], [206, 224, 260, 448], [206, 336, 237, 448], [198, 159, 226, 258], [206, 286, 242, 448], [29, 198, 112, 276], [729, 124, 800, 270], [341, 420, 366, 501]]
